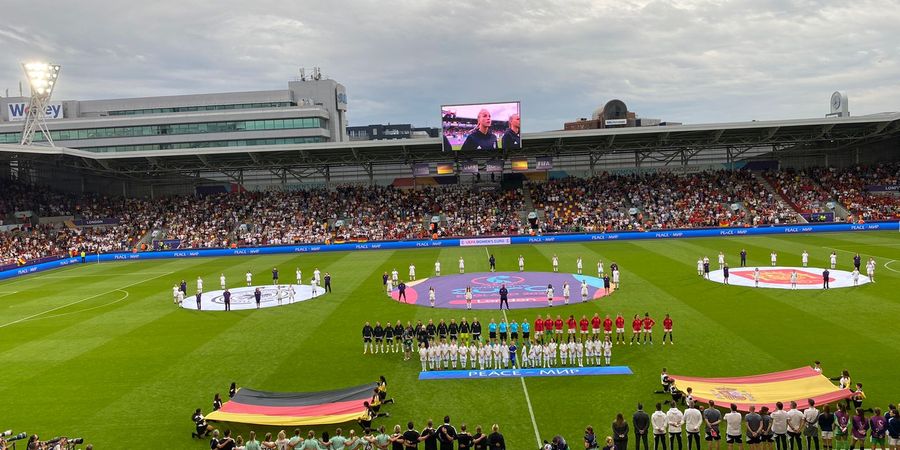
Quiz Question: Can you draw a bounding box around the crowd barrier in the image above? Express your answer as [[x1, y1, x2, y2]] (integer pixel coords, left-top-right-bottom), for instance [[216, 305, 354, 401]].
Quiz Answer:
[[1, 221, 896, 281]]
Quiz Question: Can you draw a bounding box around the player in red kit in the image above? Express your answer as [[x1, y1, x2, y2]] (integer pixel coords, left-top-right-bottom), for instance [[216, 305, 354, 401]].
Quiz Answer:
[[534, 316, 544, 343], [554, 315, 564, 342], [642, 313, 656, 344], [566, 315, 577, 342], [662, 314, 674, 345], [631, 314, 642, 345], [579, 315, 590, 342], [543, 315, 554, 343], [591, 313, 601, 336], [603, 314, 613, 339], [615, 313, 626, 345]]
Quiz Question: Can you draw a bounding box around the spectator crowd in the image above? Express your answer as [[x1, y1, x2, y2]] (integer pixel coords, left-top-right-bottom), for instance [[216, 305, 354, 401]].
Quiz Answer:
[[2, 165, 898, 267]]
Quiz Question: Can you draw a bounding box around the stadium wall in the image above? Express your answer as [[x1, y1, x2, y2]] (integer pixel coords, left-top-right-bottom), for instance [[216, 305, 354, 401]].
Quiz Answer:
[[1, 221, 895, 281]]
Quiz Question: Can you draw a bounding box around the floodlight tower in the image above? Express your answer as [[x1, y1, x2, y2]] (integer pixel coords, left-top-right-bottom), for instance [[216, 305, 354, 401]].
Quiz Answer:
[[20, 62, 61, 146]]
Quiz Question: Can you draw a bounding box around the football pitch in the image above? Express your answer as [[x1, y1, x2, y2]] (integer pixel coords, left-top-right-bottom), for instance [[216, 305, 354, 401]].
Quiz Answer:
[[1, 231, 899, 449]]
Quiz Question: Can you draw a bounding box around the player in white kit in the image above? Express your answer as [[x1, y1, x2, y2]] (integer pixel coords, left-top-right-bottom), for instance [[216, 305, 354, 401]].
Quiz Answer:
[[197, 276, 203, 294], [790, 270, 798, 290], [313, 268, 321, 284], [435, 260, 441, 276], [851, 268, 860, 286], [520, 342, 530, 368], [576, 257, 583, 275], [175, 287, 184, 305], [559, 339, 569, 365], [603, 337, 612, 366], [391, 269, 399, 284], [500, 342, 510, 368], [563, 282, 570, 305], [220, 273, 226, 290], [459, 342, 468, 368], [465, 286, 473, 310], [409, 264, 416, 281], [598, 260, 604, 277], [385, 278, 393, 296], [548, 341, 558, 366], [429, 287, 436, 308], [830, 251, 837, 269], [296, 268, 302, 285], [866, 258, 875, 282], [754, 268, 760, 287], [612, 269, 620, 289], [173, 285, 180, 304], [531, 342, 542, 368], [479, 343, 488, 370], [518, 255, 525, 272], [771, 251, 778, 266], [246, 270, 252, 286], [449, 342, 458, 369], [718, 252, 725, 270], [697, 258, 704, 276], [581, 280, 589, 303], [418, 344, 428, 371], [552, 255, 559, 272], [459, 257, 465, 274], [469, 344, 478, 369], [546, 284, 554, 307], [310, 277, 318, 296], [801, 251, 809, 267]]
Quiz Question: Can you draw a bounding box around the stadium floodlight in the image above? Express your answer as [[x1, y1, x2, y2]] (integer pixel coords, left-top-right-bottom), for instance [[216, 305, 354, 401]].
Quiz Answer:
[[20, 62, 61, 146]]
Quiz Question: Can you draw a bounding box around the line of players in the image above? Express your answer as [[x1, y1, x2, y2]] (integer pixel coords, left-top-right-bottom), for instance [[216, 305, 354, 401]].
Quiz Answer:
[[362, 313, 674, 370], [170, 266, 331, 306], [697, 250, 877, 280]]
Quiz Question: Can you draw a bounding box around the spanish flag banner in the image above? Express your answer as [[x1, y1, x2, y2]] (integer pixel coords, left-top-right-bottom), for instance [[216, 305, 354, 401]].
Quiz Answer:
[[206, 383, 375, 426], [671, 367, 852, 412]]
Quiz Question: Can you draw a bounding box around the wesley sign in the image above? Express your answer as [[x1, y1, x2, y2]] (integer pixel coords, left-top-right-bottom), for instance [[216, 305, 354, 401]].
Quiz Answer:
[[6, 102, 64, 122]]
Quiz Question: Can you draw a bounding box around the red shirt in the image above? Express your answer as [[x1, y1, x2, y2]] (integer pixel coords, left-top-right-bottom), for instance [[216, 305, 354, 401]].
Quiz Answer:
[[554, 319, 564, 331], [663, 318, 673, 330], [580, 318, 589, 332], [534, 319, 544, 332], [643, 317, 656, 330], [615, 316, 625, 328], [591, 316, 601, 329], [567, 318, 577, 330], [632, 319, 642, 332], [543, 318, 553, 331], [603, 318, 613, 332]]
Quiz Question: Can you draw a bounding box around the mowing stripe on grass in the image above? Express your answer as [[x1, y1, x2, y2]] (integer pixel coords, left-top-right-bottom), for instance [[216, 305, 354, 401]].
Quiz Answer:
[[504, 308, 542, 449], [0, 271, 172, 329]]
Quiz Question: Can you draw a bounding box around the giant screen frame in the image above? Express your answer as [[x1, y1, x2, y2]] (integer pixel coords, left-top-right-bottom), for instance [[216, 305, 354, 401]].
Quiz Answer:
[[441, 101, 521, 151]]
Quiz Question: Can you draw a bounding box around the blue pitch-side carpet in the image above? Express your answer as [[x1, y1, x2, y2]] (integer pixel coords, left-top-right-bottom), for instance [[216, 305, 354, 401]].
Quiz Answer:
[[418, 366, 633, 380]]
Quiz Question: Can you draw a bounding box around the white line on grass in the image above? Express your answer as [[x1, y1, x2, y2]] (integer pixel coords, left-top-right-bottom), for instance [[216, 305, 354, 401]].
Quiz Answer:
[[502, 309, 542, 448], [0, 271, 173, 329], [19, 290, 130, 322], [885, 260, 900, 274]]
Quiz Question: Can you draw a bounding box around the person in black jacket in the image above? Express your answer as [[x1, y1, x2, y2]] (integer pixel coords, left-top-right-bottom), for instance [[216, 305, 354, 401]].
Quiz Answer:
[[614, 412, 630, 450], [487, 424, 505, 450], [634, 403, 651, 450]]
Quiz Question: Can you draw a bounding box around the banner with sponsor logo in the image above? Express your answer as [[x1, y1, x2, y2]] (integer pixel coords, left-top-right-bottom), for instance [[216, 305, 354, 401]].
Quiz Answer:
[[536, 156, 553, 170], [73, 218, 121, 227], [459, 237, 511, 247], [484, 159, 504, 173], [866, 184, 900, 192], [461, 160, 479, 174], [412, 163, 430, 177], [6, 102, 64, 122]]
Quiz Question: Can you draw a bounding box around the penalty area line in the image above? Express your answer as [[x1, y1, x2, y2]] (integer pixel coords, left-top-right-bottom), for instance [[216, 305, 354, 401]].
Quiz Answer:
[[502, 309, 542, 448], [885, 260, 900, 274]]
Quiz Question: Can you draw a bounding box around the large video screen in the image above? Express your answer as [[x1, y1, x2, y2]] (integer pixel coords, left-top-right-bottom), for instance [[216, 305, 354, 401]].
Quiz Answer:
[[441, 101, 521, 151]]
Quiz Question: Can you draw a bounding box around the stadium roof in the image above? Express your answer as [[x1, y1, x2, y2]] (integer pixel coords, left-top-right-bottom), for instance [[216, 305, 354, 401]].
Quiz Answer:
[[1, 112, 898, 179]]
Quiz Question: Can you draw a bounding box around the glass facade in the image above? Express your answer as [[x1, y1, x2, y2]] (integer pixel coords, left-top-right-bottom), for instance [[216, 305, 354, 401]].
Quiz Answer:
[[0, 117, 324, 144], [78, 137, 326, 153], [107, 102, 295, 116]]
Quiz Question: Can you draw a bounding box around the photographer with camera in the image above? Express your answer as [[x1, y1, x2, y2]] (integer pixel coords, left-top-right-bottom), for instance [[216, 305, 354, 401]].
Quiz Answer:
[[1, 430, 28, 450]]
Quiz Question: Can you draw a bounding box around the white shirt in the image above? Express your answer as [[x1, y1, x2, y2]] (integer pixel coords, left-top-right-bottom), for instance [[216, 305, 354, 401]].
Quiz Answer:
[[803, 407, 819, 426], [519, 257, 525, 266], [547, 288, 554, 298], [435, 261, 441, 271], [246, 272, 252, 282], [802, 252, 808, 262], [552, 256, 558, 266], [391, 270, 399, 281], [684, 408, 703, 433], [771, 253, 777, 262], [313, 269, 321, 281], [724, 411, 743, 436], [667, 408, 685, 433], [830, 254, 837, 263], [197, 279, 203, 290], [409, 265, 415, 276], [458, 258, 464, 268], [582, 283, 588, 295], [787, 409, 804, 431], [173, 286, 179, 297], [429, 290, 436, 301], [577, 258, 582, 268], [296, 270, 302, 280], [718, 254, 725, 264], [563, 284, 570, 296], [652, 411, 669, 434], [754, 270, 760, 280], [220, 275, 226, 285], [771, 410, 788, 434]]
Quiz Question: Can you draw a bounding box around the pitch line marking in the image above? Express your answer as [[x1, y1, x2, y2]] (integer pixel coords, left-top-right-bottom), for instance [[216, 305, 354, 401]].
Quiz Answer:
[[19, 290, 130, 322], [502, 309, 542, 448], [885, 260, 900, 274], [0, 271, 172, 329]]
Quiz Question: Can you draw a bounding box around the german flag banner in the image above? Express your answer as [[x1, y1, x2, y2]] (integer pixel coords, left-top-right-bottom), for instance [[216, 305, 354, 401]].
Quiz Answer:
[[671, 367, 852, 412], [206, 383, 375, 426]]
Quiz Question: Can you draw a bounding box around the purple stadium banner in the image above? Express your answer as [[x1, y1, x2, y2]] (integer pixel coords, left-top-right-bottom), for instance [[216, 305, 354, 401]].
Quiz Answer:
[[866, 184, 900, 192], [461, 160, 479, 174], [536, 156, 553, 170], [485, 159, 503, 173], [412, 163, 430, 177]]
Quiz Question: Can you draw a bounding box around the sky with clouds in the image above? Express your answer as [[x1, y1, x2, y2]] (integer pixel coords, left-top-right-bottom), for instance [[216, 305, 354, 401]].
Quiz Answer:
[[2, 0, 898, 132]]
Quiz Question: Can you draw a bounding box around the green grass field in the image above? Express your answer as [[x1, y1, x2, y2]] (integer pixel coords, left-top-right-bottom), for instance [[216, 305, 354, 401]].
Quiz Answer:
[[1, 231, 899, 449]]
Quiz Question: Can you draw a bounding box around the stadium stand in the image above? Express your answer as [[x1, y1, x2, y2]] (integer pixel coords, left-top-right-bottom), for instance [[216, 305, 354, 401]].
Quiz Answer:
[[1, 167, 898, 267]]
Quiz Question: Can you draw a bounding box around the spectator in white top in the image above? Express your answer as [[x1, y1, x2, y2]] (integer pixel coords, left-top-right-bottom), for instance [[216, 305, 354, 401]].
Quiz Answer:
[[652, 402, 670, 450], [786, 401, 805, 450], [771, 402, 789, 450], [803, 399, 820, 450], [724, 403, 744, 450], [684, 403, 703, 450], [668, 401, 685, 450]]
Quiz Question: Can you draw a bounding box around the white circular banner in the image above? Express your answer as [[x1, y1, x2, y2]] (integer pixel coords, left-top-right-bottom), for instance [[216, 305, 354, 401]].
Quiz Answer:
[[179, 285, 325, 311], [707, 266, 870, 290]]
